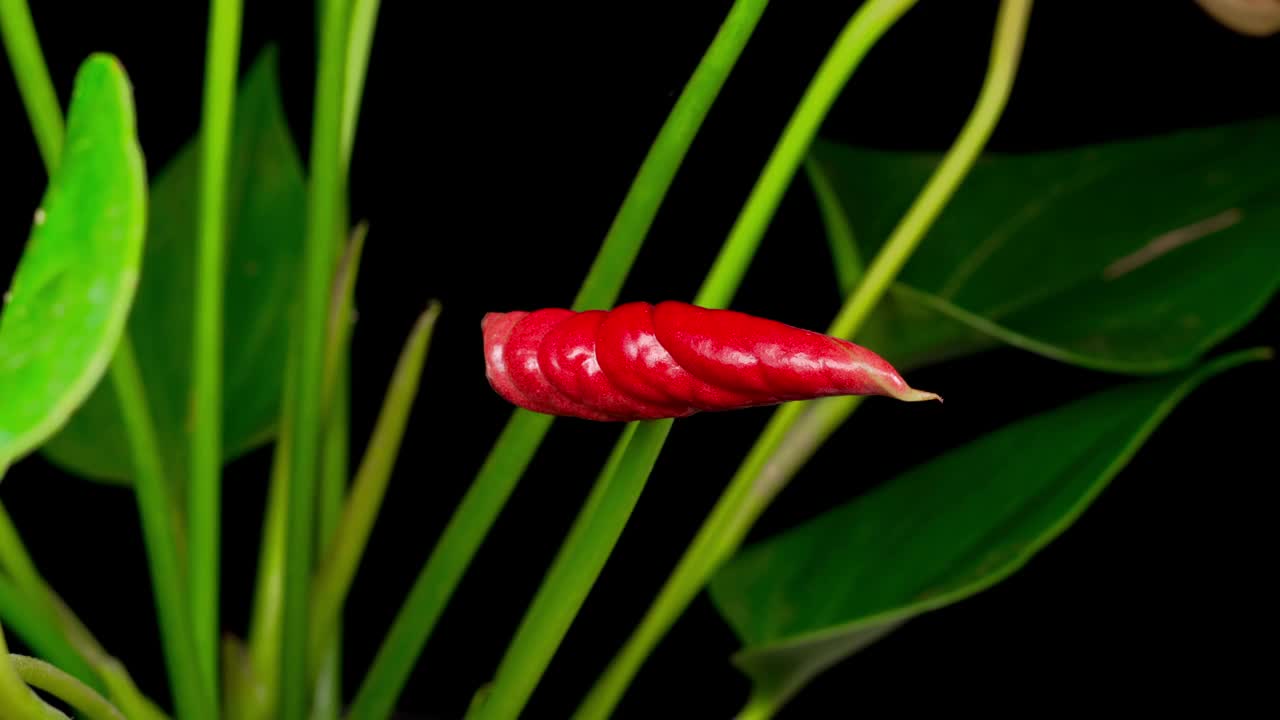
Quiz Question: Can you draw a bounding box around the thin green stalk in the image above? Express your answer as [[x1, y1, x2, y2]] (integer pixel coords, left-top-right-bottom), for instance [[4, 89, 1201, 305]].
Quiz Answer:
[[246, 217, 364, 717], [191, 0, 244, 702], [722, 0, 1035, 546], [244, 344, 295, 718], [735, 691, 774, 720], [111, 337, 213, 720], [576, 0, 922, 714], [341, 0, 381, 170], [0, 513, 168, 720], [312, 357, 348, 720], [0, 625, 63, 720], [346, 2, 768, 717], [310, 232, 358, 720], [344, 409, 552, 720], [475, 421, 669, 720], [0, 504, 50, 611], [694, 0, 917, 307], [0, 5, 175, 719], [804, 154, 861, 296], [0, 0, 63, 170], [322, 223, 367, 419], [279, 0, 350, 715], [309, 303, 441, 670], [9, 655, 123, 720], [577, 3, 1032, 717], [0, 578, 94, 691], [573, 0, 773, 310]]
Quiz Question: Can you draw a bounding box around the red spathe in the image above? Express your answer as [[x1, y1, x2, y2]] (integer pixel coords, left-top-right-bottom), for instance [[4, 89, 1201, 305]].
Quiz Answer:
[[482, 301, 940, 421]]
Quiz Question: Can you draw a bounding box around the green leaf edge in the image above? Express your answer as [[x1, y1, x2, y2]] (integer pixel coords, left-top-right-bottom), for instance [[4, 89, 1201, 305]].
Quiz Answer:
[[714, 346, 1274, 669], [37, 45, 302, 486], [807, 138, 1280, 377], [0, 53, 146, 468]]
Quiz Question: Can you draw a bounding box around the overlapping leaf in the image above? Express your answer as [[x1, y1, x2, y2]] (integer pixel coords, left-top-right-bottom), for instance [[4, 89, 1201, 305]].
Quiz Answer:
[[810, 117, 1280, 373], [41, 48, 306, 486], [0, 54, 146, 475], [708, 348, 1271, 715]]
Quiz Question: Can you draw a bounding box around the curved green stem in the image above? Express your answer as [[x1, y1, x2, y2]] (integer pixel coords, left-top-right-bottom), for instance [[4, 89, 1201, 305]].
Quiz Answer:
[[346, 3, 768, 717], [576, 3, 1033, 717], [0, 625, 66, 720], [9, 655, 124, 720], [190, 0, 244, 703], [0, 578, 94, 693], [0, 5, 177, 719], [0, 0, 63, 171], [112, 337, 213, 720]]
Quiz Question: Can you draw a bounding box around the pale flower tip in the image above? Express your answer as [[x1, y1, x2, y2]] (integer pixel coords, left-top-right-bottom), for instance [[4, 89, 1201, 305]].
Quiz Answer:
[[896, 386, 943, 404]]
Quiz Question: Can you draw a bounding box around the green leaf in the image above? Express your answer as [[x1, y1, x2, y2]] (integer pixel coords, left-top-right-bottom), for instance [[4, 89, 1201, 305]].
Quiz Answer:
[[41, 47, 307, 485], [707, 348, 1272, 715], [810, 117, 1280, 374], [0, 54, 146, 471]]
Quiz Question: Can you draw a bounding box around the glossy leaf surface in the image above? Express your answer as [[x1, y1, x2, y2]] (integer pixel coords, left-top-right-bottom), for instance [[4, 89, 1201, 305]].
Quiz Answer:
[[0, 54, 145, 471], [811, 117, 1280, 373], [42, 49, 306, 485], [708, 348, 1271, 713]]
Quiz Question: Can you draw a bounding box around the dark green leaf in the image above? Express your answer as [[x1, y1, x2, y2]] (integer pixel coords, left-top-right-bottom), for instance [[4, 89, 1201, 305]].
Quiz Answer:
[[708, 348, 1271, 714], [810, 118, 1280, 373], [41, 48, 307, 485], [0, 54, 146, 472]]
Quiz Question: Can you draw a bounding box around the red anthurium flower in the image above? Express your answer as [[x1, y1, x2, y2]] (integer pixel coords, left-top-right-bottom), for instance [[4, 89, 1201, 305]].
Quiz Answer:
[[483, 301, 940, 421]]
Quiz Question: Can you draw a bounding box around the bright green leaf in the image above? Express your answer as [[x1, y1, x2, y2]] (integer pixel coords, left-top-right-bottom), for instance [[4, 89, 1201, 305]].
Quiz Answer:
[[0, 53, 146, 472], [810, 117, 1280, 373], [41, 47, 307, 485], [707, 348, 1271, 715]]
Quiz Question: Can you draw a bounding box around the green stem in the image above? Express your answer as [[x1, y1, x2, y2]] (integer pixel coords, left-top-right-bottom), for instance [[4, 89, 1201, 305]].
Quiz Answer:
[[576, 3, 1032, 717], [0, 0, 63, 170], [0, 513, 168, 720], [344, 410, 551, 720], [340, 0, 380, 171], [0, 578, 94, 692], [734, 691, 776, 720], [575, 1, 922, 715], [0, 626, 63, 720], [309, 303, 441, 672], [476, 421, 671, 720], [191, 0, 244, 704], [247, 219, 363, 718], [111, 338, 213, 720], [693, 0, 917, 308], [0, 505, 52, 616], [8, 655, 123, 720], [346, 3, 767, 718], [312, 354, 348, 720], [279, 0, 349, 716], [0, 5, 177, 719], [572, 0, 772, 310], [804, 154, 861, 296], [245, 341, 295, 718]]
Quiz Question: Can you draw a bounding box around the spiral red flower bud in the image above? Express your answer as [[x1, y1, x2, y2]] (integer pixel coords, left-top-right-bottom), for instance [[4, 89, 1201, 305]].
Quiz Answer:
[[482, 301, 940, 421]]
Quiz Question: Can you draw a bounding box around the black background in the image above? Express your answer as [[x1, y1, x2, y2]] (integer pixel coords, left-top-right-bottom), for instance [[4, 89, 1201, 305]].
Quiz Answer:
[[2, 1, 1278, 718]]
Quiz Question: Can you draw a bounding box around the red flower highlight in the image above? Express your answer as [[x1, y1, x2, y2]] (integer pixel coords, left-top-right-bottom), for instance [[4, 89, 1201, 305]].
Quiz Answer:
[[483, 301, 940, 421]]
